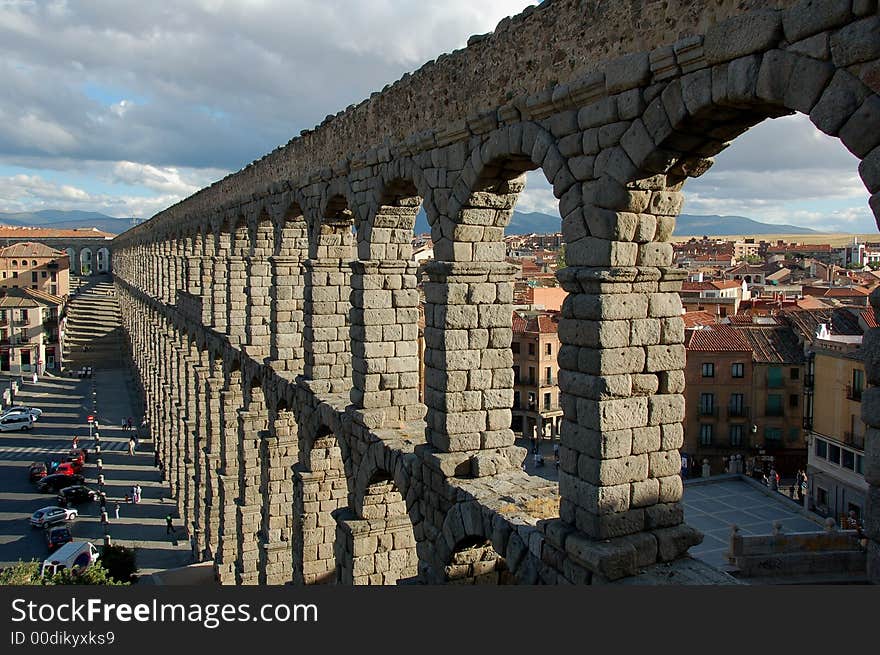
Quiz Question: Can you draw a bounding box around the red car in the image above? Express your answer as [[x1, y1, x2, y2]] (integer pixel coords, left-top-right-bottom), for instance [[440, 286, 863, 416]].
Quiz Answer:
[[55, 462, 81, 476], [66, 448, 88, 465], [28, 462, 48, 482]]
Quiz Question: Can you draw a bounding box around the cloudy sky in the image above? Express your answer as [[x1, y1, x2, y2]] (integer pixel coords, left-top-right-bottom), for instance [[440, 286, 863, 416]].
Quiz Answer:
[[0, 0, 874, 233]]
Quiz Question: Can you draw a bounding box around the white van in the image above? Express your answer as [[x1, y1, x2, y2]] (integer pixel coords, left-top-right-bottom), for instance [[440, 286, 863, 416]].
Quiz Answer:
[[0, 413, 33, 432], [41, 541, 100, 577]]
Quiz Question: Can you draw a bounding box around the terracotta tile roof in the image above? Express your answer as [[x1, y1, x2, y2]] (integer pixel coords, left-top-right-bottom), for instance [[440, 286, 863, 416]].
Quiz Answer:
[[512, 310, 559, 334], [512, 311, 528, 333], [0, 226, 115, 239], [681, 280, 742, 292], [685, 324, 752, 352], [0, 242, 66, 258], [861, 307, 878, 329], [802, 284, 870, 298], [782, 307, 864, 343], [767, 244, 832, 253], [0, 287, 63, 307], [682, 311, 717, 328], [737, 326, 805, 364]]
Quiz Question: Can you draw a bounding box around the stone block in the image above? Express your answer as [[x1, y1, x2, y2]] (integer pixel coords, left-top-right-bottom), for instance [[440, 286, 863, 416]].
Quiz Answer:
[[704, 11, 782, 65], [653, 524, 703, 561], [606, 52, 651, 94], [811, 70, 870, 136], [631, 478, 660, 508], [783, 0, 851, 42], [830, 16, 880, 67]]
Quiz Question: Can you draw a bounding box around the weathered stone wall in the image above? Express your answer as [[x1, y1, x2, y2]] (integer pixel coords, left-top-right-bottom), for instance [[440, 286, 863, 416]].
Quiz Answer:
[[113, 0, 880, 585]]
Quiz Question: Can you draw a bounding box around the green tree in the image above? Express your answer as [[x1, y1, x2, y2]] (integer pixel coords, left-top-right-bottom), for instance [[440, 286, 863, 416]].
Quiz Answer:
[[556, 245, 566, 270], [0, 559, 129, 586], [99, 544, 138, 584]]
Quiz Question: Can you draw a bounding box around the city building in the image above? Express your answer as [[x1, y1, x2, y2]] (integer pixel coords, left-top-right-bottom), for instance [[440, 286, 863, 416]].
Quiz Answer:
[[511, 310, 562, 442], [0, 242, 70, 298], [0, 288, 64, 374], [0, 226, 114, 275], [803, 327, 868, 523], [679, 279, 749, 317]]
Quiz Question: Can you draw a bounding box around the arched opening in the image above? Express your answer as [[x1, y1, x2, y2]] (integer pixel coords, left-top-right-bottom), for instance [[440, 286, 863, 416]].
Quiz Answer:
[[336, 467, 417, 585], [292, 425, 349, 585], [270, 203, 308, 369], [349, 178, 425, 426], [96, 247, 111, 273], [445, 536, 513, 585], [302, 195, 355, 393], [79, 248, 93, 276], [65, 248, 77, 275]]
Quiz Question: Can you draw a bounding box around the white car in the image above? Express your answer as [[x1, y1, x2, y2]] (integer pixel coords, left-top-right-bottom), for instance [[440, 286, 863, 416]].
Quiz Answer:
[[0, 414, 33, 431], [30, 506, 78, 528], [1, 406, 42, 421]]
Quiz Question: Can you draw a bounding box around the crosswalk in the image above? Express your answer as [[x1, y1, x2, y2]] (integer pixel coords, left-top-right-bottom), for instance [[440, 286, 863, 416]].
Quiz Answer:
[[0, 439, 129, 462]]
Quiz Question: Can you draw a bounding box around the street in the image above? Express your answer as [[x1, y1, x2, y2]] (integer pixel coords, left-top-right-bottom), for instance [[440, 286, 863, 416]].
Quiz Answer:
[[0, 370, 191, 577]]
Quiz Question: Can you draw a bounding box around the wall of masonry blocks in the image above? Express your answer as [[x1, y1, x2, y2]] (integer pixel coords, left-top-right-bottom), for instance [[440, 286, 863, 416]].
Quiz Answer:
[[113, 1, 880, 584]]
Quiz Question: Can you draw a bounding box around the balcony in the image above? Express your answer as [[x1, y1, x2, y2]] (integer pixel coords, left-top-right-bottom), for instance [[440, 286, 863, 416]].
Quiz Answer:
[[726, 406, 750, 419], [843, 431, 866, 449], [846, 385, 863, 402], [13, 318, 28, 327], [699, 406, 719, 417]]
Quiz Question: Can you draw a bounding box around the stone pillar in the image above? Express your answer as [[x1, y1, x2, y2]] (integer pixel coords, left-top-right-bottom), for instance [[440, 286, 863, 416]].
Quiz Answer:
[[553, 262, 699, 580], [422, 261, 519, 472], [235, 407, 266, 585], [259, 410, 297, 584], [350, 260, 425, 428], [215, 386, 243, 584], [269, 256, 305, 371], [861, 293, 880, 582], [227, 256, 247, 343], [202, 374, 224, 560], [211, 236, 229, 332], [191, 366, 209, 557], [292, 435, 347, 584], [303, 260, 351, 394], [245, 219, 273, 358]]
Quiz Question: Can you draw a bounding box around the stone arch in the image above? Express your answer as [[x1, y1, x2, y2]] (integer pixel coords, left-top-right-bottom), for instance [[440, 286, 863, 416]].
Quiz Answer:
[[79, 247, 93, 275], [96, 247, 111, 273], [274, 199, 308, 257], [434, 503, 519, 584], [359, 176, 423, 261]]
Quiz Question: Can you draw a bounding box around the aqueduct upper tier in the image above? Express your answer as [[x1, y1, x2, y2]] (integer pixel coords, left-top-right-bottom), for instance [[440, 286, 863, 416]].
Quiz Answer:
[[113, 0, 880, 584]]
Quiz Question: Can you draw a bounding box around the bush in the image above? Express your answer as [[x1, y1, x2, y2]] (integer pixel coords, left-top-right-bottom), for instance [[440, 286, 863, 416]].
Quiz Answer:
[[0, 559, 130, 586], [100, 544, 138, 584]]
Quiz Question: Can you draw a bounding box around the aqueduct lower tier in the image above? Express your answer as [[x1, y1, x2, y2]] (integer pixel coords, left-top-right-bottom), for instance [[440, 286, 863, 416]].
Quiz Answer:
[[113, 0, 880, 584]]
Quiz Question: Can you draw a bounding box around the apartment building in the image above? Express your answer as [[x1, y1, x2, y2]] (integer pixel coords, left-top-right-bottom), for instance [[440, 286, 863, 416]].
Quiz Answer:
[[0, 288, 64, 374], [0, 242, 70, 298], [511, 311, 561, 442]]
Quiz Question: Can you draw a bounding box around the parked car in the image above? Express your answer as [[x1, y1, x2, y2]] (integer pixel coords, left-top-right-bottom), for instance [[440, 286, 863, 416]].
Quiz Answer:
[[30, 506, 78, 528], [28, 462, 48, 482], [0, 414, 33, 431], [54, 461, 82, 476], [45, 526, 73, 553], [66, 448, 88, 465], [37, 473, 84, 493], [1, 406, 42, 421], [57, 485, 97, 507]]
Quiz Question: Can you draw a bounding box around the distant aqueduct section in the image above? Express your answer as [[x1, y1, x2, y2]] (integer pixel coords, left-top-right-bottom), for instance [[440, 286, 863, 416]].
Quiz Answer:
[[113, 0, 880, 584]]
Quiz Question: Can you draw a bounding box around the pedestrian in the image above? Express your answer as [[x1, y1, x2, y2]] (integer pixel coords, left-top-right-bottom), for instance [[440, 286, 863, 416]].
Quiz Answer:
[[114, 502, 120, 520], [135, 485, 142, 504], [72, 435, 79, 450], [128, 436, 135, 456], [166, 514, 175, 535], [154, 450, 160, 467], [100, 510, 109, 533], [121, 418, 127, 432], [127, 416, 133, 432], [125, 494, 131, 503], [99, 491, 106, 510]]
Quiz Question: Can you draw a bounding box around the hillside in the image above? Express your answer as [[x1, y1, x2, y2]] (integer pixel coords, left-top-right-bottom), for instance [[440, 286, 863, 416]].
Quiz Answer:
[[0, 210, 141, 235]]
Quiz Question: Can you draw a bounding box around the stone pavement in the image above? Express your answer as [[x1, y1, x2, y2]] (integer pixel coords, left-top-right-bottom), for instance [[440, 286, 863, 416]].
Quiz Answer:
[[0, 369, 192, 577], [683, 476, 825, 571]]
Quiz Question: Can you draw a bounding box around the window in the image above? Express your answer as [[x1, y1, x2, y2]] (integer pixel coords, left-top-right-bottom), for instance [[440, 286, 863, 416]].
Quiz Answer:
[[50, 272, 56, 282], [764, 427, 782, 442], [700, 424, 713, 446], [817, 487, 828, 507], [766, 394, 783, 416], [527, 392, 536, 409], [828, 444, 841, 465], [31, 272, 37, 282], [853, 369, 864, 395], [729, 393, 745, 416], [856, 455, 864, 475], [701, 362, 715, 378], [790, 367, 799, 380], [545, 367, 552, 385], [789, 394, 799, 408], [543, 392, 551, 410], [513, 391, 520, 409], [767, 366, 783, 388], [729, 424, 743, 447], [731, 363, 744, 378], [12, 272, 17, 279], [842, 449, 855, 471], [528, 343, 535, 356], [815, 438, 827, 459], [41, 271, 47, 278], [788, 427, 800, 442], [528, 367, 536, 385], [513, 365, 520, 383], [699, 393, 715, 415], [10, 260, 16, 267], [512, 342, 520, 354], [31, 260, 36, 266], [545, 343, 552, 356]]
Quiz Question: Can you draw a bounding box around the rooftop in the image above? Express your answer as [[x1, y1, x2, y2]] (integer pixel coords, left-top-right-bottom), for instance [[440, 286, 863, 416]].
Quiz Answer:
[[0, 242, 66, 259], [0, 226, 115, 240], [685, 324, 752, 353], [737, 325, 805, 364]]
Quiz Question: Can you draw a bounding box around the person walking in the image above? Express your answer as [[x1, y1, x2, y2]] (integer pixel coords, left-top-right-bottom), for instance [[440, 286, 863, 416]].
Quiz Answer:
[[114, 502, 120, 520], [127, 417, 133, 432], [128, 436, 135, 456], [121, 418, 127, 432], [134, 485, 142, 504], [165, 514, 175, 535], [72, 435, 79, 450]]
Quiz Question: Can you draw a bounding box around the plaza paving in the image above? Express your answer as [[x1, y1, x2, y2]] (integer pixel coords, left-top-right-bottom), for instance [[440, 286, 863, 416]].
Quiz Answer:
[[683, 476, 825, 570]]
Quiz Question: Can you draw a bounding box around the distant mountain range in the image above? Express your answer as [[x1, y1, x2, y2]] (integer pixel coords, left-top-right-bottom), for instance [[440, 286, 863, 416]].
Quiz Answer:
[[414, 209, 822, 236], [1, 208, 821, 239], [0, 210, 141, 235]]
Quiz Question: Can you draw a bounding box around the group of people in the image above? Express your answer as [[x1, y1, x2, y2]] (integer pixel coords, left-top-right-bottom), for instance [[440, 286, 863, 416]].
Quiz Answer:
[[121, 416, 135, 432], [792, 469, 809, 501], [124, 484, 142, 504]]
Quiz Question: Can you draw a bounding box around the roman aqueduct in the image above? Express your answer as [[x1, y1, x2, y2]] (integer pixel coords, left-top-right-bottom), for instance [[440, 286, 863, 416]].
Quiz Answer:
[[112, 0, 880, 584]]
